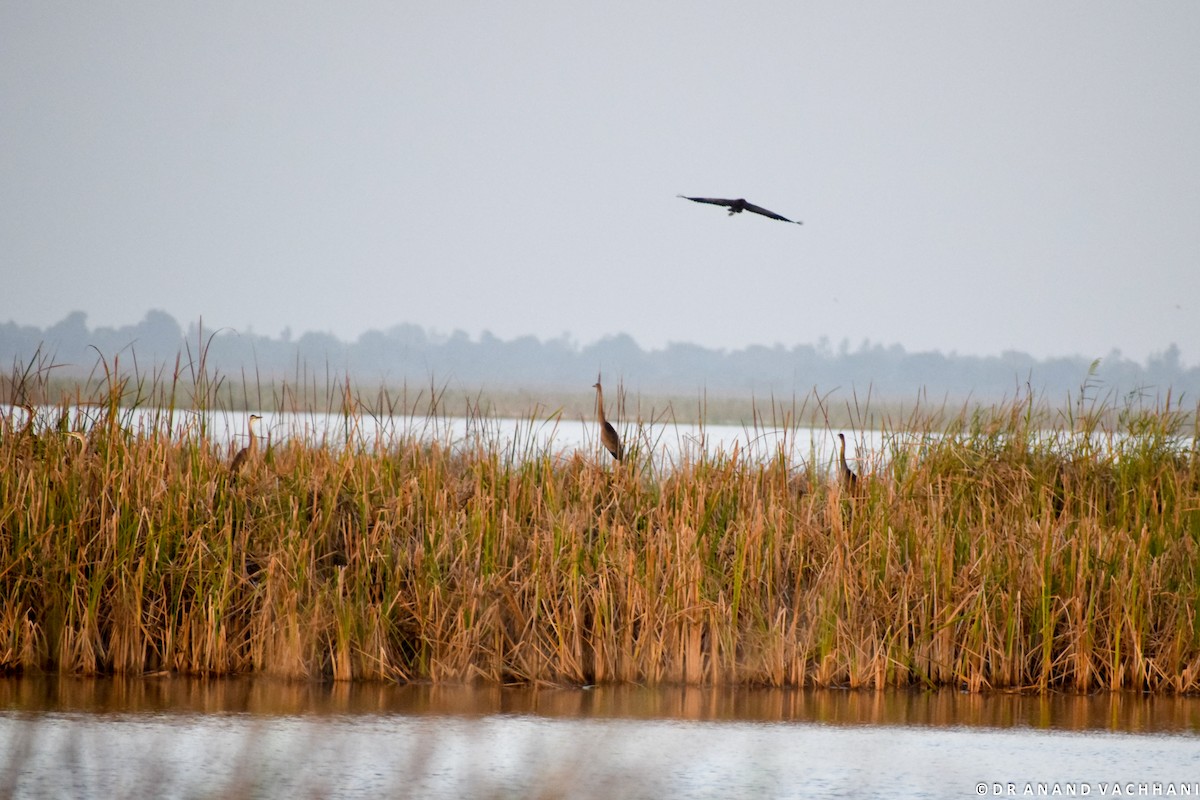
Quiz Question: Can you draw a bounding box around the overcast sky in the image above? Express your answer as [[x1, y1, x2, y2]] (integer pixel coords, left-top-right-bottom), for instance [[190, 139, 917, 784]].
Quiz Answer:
[[3, 3, 1198, 365]]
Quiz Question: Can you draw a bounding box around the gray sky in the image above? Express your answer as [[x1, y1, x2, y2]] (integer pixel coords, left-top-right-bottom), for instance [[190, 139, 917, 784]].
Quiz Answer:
[[3, 3, 1198, 364]]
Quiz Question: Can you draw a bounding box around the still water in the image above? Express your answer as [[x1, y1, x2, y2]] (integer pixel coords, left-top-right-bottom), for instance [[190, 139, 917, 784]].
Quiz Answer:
[[2, 678, 1197, 799], [15, 402, 894, 474]]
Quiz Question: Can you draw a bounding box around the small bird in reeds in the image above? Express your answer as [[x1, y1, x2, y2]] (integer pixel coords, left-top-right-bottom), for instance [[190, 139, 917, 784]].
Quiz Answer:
[[677, 194, 802, 224], [592, 379, 623, 462], [837, 433, 858, 492], [230, 414, 262, 476]]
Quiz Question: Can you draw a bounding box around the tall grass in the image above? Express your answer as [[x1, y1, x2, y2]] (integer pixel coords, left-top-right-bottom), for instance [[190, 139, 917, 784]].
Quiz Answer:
[[2, 357, 1198, 693]]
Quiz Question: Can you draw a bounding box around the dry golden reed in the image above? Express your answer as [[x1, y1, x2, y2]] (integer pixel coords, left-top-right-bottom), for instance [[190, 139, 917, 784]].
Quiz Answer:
[[2, 358, 1198, 693]]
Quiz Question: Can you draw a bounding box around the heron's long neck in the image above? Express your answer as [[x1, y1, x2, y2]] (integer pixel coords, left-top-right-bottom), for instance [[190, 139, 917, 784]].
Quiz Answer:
[[248, 420, 258, 450], [595, 388, 606, 424]]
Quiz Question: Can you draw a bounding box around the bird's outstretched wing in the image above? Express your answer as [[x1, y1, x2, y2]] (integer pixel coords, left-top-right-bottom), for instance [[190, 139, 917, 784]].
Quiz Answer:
[[677, 194, 801, 224], [677, 195, 737, 208], [741, 201, 800, 224]]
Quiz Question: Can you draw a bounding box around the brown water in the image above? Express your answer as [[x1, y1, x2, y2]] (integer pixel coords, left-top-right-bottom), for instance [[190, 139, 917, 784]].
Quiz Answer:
[[2, 676, 1198, 799]]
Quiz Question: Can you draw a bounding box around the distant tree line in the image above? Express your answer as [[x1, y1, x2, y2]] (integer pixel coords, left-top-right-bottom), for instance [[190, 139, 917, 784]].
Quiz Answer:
[[2, 310, 1196, 405]]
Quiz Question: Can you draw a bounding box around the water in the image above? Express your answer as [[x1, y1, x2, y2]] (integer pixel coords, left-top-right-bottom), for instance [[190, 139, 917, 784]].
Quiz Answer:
[[2, 678, 1197, 799], [9, 403, 894, 474]]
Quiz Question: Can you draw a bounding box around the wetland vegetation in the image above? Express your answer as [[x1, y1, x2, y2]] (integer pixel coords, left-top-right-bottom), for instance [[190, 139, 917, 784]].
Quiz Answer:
[[2, 357, 1198, 694]]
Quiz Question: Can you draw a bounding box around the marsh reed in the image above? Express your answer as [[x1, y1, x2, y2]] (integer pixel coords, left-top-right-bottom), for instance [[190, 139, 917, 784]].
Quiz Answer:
[[2, 356, 1199, 693]]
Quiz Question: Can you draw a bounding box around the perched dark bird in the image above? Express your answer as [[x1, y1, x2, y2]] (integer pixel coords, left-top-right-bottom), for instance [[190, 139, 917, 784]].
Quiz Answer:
[[678, 195, 802, 224], [837, 433, 858, 491], [592, 380, 623, 462], [230, 414, 262, 475]]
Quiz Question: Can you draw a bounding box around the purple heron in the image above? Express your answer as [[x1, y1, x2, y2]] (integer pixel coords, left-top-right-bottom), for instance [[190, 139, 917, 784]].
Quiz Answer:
[[837, 433, 858, 491], [592, 381, 623, 462], [230, 414, 262, 475]]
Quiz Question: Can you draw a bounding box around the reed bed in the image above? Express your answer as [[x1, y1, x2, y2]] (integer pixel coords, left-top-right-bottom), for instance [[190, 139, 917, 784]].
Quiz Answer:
[[2, 363, 1199, 693]]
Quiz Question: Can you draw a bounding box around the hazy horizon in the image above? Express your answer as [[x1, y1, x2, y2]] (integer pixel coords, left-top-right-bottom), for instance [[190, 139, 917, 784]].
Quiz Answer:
[[2, 306, 1193, 367], [6, 308, 1195, 414], [4, 4, 1198, 365]]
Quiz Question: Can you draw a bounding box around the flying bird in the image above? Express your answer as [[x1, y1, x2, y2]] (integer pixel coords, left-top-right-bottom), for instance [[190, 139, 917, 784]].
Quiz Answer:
[[678, 195, 802, 224]]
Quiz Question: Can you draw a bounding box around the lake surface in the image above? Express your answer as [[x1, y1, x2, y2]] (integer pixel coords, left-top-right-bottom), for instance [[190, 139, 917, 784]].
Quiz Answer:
[[13, 402, 893, 476], [2, 677, 1198, 799]]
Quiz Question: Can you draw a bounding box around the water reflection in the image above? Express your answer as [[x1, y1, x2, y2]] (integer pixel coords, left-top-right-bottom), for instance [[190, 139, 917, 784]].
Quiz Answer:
[[3, 678, 1199, 799], [3, 676, 1199, 734]]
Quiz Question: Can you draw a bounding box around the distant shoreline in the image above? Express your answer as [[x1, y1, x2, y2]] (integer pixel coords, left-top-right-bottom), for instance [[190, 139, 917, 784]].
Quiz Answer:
[[5, 374, 1166, 431]]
